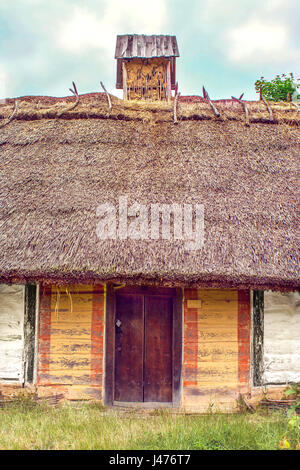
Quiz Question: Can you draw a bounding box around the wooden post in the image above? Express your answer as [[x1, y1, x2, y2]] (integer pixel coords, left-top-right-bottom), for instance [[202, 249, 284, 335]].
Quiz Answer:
[[172, 288, 183, 407], [104, 283, 116, 405], [202, 87, 220, 118], [100, 81, 112, 111], [24, 284, 37, 384], [122, 62, 128, 100], [232, 95, 250, 126], [166, 61, 171, 102], [57, 82, 79, 117], [261, 96, 273, 121], [173, 85, 180, 124], [252, 291, 264, 386], [0, 100, 18, 129]]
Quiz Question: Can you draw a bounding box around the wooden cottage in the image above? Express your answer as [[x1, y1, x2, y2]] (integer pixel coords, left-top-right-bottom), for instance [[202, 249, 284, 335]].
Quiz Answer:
[[115, 34, 179, 101], [0, 92, 299, 411]]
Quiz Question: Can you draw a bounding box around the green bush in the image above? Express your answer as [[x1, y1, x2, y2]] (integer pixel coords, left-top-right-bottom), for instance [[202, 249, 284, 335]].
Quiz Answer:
[[255, 73, 300, 102], [279, 383, 300, 449]]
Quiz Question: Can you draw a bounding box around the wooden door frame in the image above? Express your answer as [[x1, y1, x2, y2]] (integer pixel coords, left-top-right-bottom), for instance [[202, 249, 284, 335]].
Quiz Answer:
[[24, 284, 37, 384], [252, 290, 264, 386], [104, 284, 183, 407]]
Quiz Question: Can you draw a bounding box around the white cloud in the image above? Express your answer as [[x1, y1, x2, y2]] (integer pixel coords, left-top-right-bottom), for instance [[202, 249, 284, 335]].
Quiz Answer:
[[227, 19, 289, 64], [223, 0, 300, 68], [57, 7, 112, 54], [56, 0, 167, 65], [0, 65, 9, 101], [262, 0, 287, 11], [201, 0, 289, 23], [201, 0, 249, 22], [197, 0, 299, 70]]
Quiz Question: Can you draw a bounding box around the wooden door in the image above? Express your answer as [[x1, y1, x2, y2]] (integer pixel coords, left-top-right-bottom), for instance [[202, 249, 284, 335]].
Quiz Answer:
[[114, 294, 144, 402], [114, 291, 173, 403], [144, 296, 172, 402]]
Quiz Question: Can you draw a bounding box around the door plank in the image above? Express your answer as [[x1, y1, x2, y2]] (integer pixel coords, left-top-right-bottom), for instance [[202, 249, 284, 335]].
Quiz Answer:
[[114, 294, 144, 402], [144, 296, 173, 402]]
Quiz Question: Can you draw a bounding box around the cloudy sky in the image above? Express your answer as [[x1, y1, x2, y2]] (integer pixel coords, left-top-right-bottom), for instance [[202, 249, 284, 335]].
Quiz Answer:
[[0, 0, 299, 100]]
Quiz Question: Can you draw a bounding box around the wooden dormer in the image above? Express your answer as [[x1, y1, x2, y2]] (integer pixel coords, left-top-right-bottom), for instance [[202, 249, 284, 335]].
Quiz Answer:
[[115, 34, 179, 101]]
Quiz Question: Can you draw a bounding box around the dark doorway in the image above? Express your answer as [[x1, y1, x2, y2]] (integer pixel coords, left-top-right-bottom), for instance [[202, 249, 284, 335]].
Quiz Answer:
[[105, 286, 182, 407]]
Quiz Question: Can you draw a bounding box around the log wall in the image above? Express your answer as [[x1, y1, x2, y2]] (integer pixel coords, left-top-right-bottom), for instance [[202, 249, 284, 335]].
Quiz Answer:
[[0, 284, 25, 383], [183, 289, 251, 412], [37, 284, 105, 400], [264, 290, 300, 384], [2, 284, 299, 409]]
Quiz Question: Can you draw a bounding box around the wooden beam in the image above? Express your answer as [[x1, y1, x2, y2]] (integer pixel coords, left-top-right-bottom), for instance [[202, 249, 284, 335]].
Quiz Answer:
[[24, 284, 37, 384], [57, 82, 80, 117], [104, 283, 116, 405], [0, 100, 18, 129], [116, 59, 123, 89], [238, 290, 251, 389], [173, 84, 180, 124], [100, 81, 112, 111], [166, 61, 171, 102], [291, 102, 300, 113], [261, 96, 273, 121], [252, 291, 264, 386], [170, 57, 176, 90], [122, 62, 128, 100], [172, 288, 183, 407], [232, 95, 250, 126], [111, 286, 176, 296], [203, 87, 220, 118]]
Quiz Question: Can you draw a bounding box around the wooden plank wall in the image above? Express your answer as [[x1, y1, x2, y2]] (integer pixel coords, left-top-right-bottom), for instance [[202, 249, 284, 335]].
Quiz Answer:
[[264, 291, 300, 384], [124, 58, 170, 101], [0, 284, 25, 382], [37, 284, 105, 400], [238, 290, 251, 392], [183, 289, 250, 412]]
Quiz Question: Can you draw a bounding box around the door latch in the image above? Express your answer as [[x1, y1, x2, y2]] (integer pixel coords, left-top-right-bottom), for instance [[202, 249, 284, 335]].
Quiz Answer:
[[116, 319, 122, 327]]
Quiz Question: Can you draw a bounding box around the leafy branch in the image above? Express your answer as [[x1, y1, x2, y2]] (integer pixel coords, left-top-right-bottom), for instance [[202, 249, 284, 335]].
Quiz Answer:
[[255, 73, 300, 102]]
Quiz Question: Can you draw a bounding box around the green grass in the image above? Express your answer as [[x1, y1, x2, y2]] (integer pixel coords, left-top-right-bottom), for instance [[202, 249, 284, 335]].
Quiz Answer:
[[0, 400, 296, 450]]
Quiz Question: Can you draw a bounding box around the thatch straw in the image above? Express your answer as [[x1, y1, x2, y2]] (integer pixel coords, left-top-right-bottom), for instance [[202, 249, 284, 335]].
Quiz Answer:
[[261, 97, 274, 122], [0, 100, 18, 128], [0, 93, 299, 289], [57, 82, 79, 117], [0, 93, 299, 125]]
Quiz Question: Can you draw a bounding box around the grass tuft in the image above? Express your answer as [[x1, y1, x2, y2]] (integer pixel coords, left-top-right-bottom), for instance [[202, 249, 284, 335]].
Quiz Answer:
[[0, 402, 297, 450]]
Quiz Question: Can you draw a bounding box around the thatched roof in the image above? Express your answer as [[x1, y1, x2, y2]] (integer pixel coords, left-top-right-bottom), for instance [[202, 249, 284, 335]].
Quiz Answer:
[[0, 93, 299, 289]]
